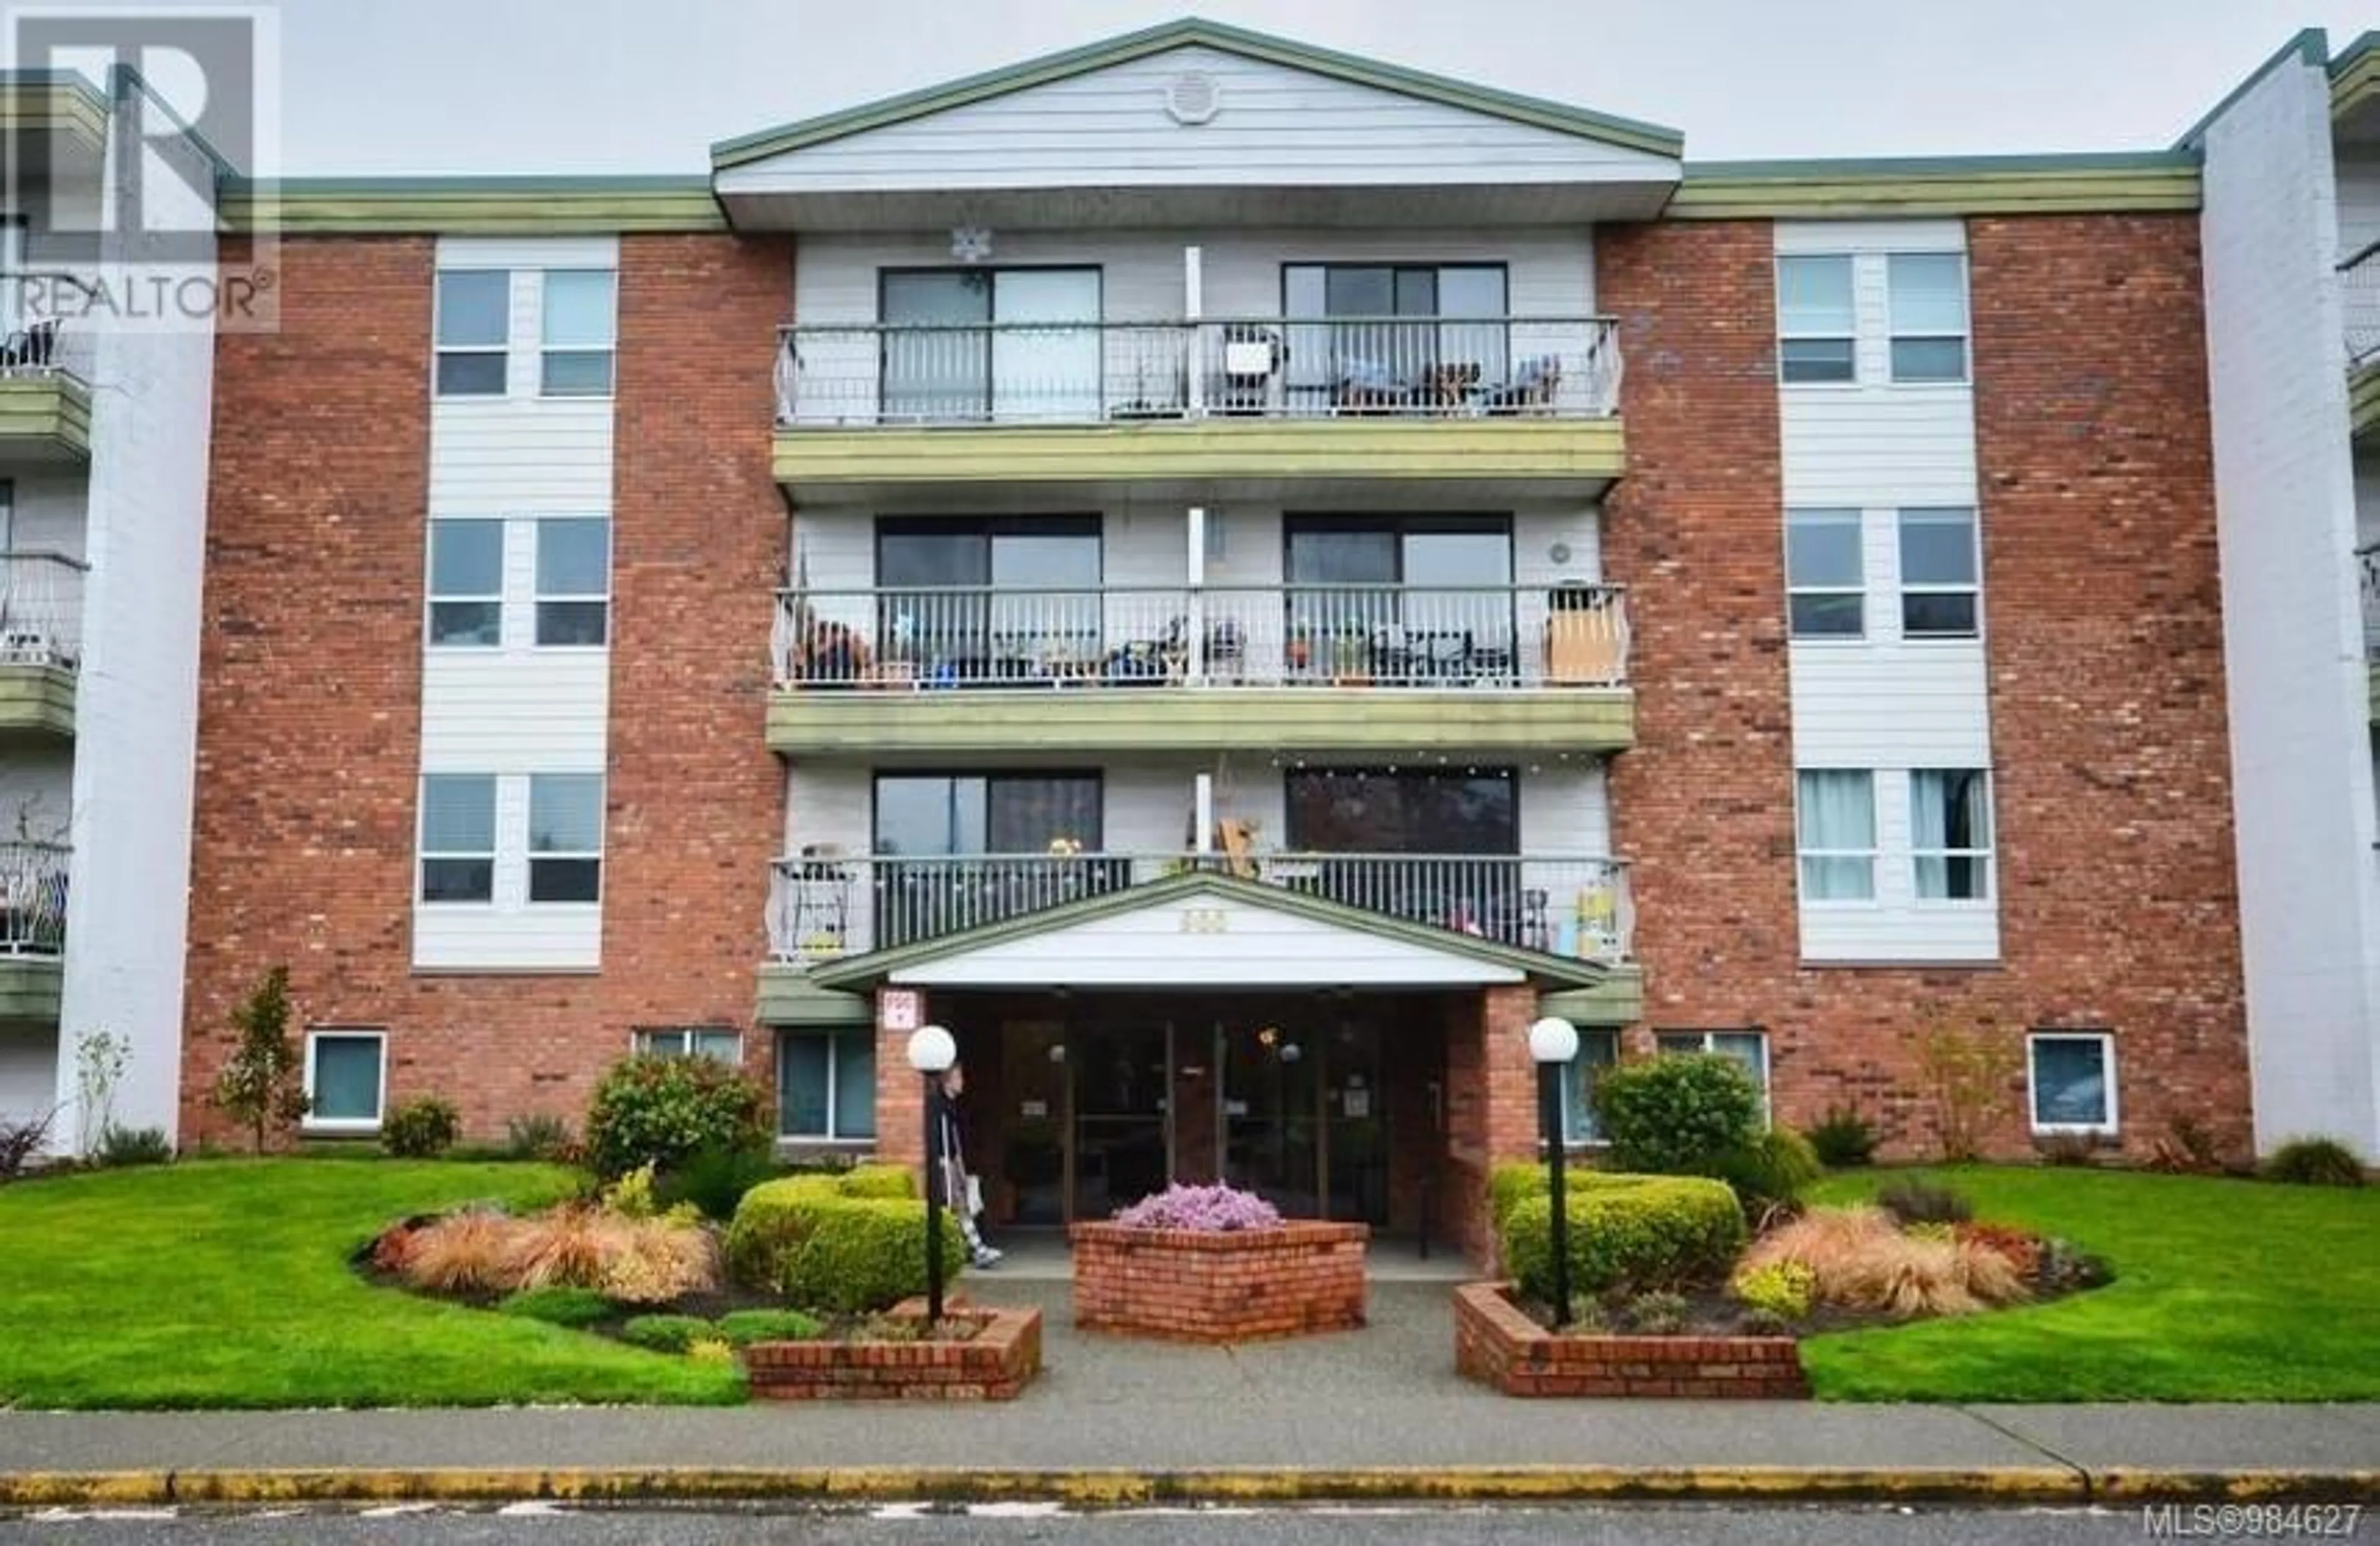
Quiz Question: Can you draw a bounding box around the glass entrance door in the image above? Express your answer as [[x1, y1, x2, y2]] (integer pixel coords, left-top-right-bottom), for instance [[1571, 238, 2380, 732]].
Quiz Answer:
[[1220, 1021, 1323, 1217], [1071, 1022, 1170, 1221]]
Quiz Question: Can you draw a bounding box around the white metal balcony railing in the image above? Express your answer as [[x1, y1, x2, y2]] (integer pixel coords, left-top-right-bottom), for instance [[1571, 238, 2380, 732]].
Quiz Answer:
[[2360, 542, 2380, 661], [0, 841, 68, 955], [0, 277, 97, 386], [767, 850, 1633, 966], [2346, 239, 2380, 371], [774, 316, 1623, 427], [772, 582, 1629, 691], [0, 551, 86, 671]]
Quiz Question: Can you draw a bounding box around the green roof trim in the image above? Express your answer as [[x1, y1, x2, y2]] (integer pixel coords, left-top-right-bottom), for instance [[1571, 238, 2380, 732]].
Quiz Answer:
[[804, 870, 1612, 992], [2335, 32, 2379, 124], [221, 175, 728, 234], [712, 15, 1683, 171], [1670, 152, 2200, 218], [0, 69, 112, 152], [2175, 29, 2331, 151]]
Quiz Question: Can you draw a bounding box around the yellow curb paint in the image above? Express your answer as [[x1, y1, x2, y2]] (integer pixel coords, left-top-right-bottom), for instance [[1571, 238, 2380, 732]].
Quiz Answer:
[[0, 1472, 172, 1509], [2090, 1470, 2380, 1503]]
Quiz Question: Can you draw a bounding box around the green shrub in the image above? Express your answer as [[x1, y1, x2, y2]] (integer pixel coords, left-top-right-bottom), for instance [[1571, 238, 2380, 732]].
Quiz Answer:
[[1711, 1127, 1823, 1214], [1592, 1054, 1763, 1177], [2261, 1137, 2367, 1188], [1729, 1260, 1815, 1320], [1624, 1289, 1690, 1335], [1489, 1163, 1665, 1237], [583, 1054, 767, 1180], [659, 1143, 781, 1222], [381, 1097, 462, 1159], [725, 1168, 956, 1314], [617, 1314, 715, 1353], [92, 1124, 173, 1168], [1498, 1174, 1744, 1304], [1806, 1106, 1878, 1168], [504, 1113, 574, 1162], [498, 1286, 614, 1328], [715, 1309, 825, 1346], [835, 1164, 918, 1199], [1876, 1177, 1973, 1226]]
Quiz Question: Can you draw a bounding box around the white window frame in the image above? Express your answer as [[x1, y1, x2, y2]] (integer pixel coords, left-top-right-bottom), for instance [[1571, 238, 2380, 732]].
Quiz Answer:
[[527, 772, 605, 906], [1784, 508, 1866, 640], [418, 774, 498, 906], [1885, 251, 1971, 386], [1897, 507, 1981, 640], [539, 268, 617, 399], [533, 516, 611, 649], [1655, 1028, 1772, 1121], [1556, 1027, 1621, 1147], [1910, 768, 1995, 905], [1776, 254, 1857, 386], [302, 1028, 388, 1134], [635, 1027, 742, 1062], [1794, 769, 1878, 905], [2026, 1031, 2118, 1136], [779, 1028, 874, 1143], [433, 268, 511, 399], [425, 516, 505, 649]]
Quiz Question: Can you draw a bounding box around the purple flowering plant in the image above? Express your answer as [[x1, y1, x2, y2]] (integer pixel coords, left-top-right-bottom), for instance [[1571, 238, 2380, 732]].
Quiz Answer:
[[1113, 1182, 1284, 1232]]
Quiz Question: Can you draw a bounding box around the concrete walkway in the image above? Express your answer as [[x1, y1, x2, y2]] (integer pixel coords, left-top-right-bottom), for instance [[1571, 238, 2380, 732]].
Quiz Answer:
[[1, 1281, 2374, 1504]]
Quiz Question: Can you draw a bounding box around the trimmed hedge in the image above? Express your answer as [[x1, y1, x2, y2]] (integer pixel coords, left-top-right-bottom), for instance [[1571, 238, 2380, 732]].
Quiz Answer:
[[1498, 1173, 1745, 1302], [1487, 1162, 1651, 1237], [1592, 1054, 1764, 1177], [725, 1165, 963, 1314], [583, 1054, 769, 1180]]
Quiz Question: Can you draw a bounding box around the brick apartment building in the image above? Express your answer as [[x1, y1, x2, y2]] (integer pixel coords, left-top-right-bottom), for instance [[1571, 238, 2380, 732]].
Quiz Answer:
[[6, 19, 2374, 1250]]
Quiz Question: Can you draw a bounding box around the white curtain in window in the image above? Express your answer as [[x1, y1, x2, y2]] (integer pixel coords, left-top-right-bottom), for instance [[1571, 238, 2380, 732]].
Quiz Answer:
[[1912, 769, 1991, 899], [1797, 770, 1875, 900]]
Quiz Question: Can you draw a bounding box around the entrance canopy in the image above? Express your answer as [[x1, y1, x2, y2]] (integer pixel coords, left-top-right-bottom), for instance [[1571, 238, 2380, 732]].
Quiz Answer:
[[806, 871, 1608, 992]]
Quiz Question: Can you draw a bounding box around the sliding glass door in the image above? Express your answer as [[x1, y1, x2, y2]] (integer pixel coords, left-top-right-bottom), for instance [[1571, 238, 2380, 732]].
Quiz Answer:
[[1285, 767, 1522, 940], [1282, 516, 1514, 681], [879, 268, 1100, 422], [871, 773, 1121, 947], [1281, 264, 1509, 412], [876, 516, 1101, 682]]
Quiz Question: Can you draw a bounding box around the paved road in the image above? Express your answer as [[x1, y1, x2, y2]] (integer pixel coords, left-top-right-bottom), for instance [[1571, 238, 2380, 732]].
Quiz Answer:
[[0, 1501, 2228, 1544]]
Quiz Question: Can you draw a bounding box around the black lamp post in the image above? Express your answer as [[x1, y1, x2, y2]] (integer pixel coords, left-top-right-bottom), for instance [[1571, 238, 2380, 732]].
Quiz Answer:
[[1528, 1014, 1581, 1329], [907, 1023, 957, 1324]]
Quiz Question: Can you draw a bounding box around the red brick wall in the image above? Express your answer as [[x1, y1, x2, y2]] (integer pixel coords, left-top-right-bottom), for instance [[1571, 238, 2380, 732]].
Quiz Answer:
[[182, 234, 793, 1142], [1598, 215, 2248, 1160]]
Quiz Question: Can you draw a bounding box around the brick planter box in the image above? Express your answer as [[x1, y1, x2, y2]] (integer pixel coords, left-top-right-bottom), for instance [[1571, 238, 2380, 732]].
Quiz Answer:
[[1070, 1220, 1368, 1343], [745, 1301, 1042, 1401], [1455, 1281, 1810, 1398]]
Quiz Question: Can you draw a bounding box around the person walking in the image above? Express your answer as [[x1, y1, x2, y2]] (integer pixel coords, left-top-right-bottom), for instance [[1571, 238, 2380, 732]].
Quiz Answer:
[[936, 1062, 1002, 1268]]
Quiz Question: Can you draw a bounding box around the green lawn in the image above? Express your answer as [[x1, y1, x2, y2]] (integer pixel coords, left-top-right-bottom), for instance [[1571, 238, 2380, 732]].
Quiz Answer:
[[0, 1160, 745, 1409], [1803, 1167, 2380, 1402]]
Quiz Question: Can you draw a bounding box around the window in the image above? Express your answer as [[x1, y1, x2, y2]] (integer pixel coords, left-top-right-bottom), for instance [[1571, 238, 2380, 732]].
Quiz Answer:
[[1796, 770, 1876, 901], [780, 1029, 875, 1141], [305, 1030, 386, 1131], [1282, 264, 1512, 407], [528, 773, 604, 903], [1776, 255, 1854, 383], [535, 518, 610, 647], [1911, 769, 1993, 900], [1898, 508, 1979, 637], [637, 1027, 741, 1062], [875, 515, 1101, 678], [1655, 1029, 1771, 1111], [419, 774, 496, 903], [879, 268, 1101, 421], [427, 519, 503, 647], [2028, 1032, 2117, 1134], [1785, 510, 1864, 638], [540, 270, 617, 397], [1559, 1028, 1620, 1144], [1888, 253, 1969, 383], [434, 269, 509, 396]]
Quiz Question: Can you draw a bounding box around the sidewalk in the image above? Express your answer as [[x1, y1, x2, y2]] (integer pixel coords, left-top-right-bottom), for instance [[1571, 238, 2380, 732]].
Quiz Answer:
[[1, 1281, 2374, 1506]]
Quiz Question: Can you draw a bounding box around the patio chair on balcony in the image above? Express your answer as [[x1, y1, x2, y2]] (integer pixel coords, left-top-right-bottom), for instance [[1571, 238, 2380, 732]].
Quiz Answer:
[[1481, 355, 1562, 415], [1332, 356, 1410, 414]]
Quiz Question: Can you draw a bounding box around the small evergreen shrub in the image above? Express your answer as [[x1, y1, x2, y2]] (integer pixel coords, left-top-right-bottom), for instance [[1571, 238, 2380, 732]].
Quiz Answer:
[[2260, 1137, 2366, 1188], [583, 1054, 768, 1179], [211, 965, 309, 1153], [1729, 1260, 1816, 1320], [1807, 1106, 1879, 1168], [715, 1309, 825, 1346], [1710, 1126, 1823, 1214], [381, 1097, 462, 1159], [687, 1337, 736, 1364], [1592, 1054, 1763, 1177], [1624, 1289, 1690, 1335], [1875, 1177, 1973, 1226], [2035, 1132, 2099, 1168], [1498, 1174, 1745, 1303], [504, 1113, 575, 1162], [618, 1314, 715, 1354], [498, 1286, 614, 1328], [659, 1142, 780, 1222], [725, 1167, 959, 1313], [93, 1124, 173, 1167]]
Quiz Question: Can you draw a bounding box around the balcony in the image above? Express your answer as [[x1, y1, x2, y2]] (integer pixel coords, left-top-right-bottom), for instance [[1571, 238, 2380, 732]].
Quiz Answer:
[[0, 308, 93, 462], [766, 850, 1632, 966], [0, 552, 84, 736], [2349, 239, 2379, 440], [2361, 541, 2379, 719], [0, 840, 68, 1021], [766, 580, 1633, 755], [770, 316, 1625, 501]]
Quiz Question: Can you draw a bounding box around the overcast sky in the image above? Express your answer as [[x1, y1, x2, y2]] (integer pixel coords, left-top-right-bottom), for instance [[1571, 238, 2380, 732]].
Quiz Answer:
[[268, 0, 2374, 176]]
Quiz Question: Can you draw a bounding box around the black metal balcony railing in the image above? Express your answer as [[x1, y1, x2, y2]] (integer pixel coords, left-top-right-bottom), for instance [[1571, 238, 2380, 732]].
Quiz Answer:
[[767, 850, 1632, 966], [0, 551, 88, 671], [771, 581, 1629, 691], [2345, 239, 2380, 370], [2359, 541, 2380, 661], [0, 841, 68, 955], [774, 315, 1623, 427]]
